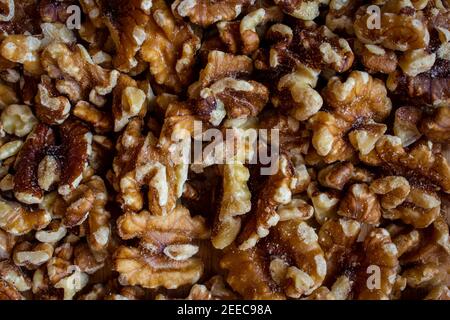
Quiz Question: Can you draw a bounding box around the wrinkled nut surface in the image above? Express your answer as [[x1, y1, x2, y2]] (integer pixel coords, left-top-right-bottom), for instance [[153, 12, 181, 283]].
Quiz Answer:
[[0, 0, 448, 301]]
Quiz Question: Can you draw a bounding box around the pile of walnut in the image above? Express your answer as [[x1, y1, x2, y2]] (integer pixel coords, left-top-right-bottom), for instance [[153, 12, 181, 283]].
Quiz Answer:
[[0, 0, 448, 300]]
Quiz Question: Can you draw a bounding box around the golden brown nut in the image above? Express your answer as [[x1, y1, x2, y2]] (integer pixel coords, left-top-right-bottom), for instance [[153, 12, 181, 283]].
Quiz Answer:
[[35, 75, 71, 125], [338, 183, 381, 225], [274, 0, 327, 20], [13, 241, 54, 270], [354, 41, 398, 74], [91, 0, 151, 72], [0, 104, 38, 137], [222, 218, 326, 299], [140, 0, 200, 92], [0, 260, 31, 300], [212, 162, 251, 249], [115, 205, 209, 289], [307, 181, 340, 225], [325, 0, 359, 34], [73, 101, 113, 134], [189, 50, 253, 99], [0, 35, 42, 75], [272, 63, 323, 121], [370, 176, 411, 210], [354, 4, 430, 51], [112, 74, 149, 132], [172, 0, 255, 27], [375, 135, 450, 193], [319, 220, 399, 299], [420, 107, 450, 143], [400, 217, 450, 292], [40, 42, 119, 107], [217, 7, 283, 55], [237, 155, 295, 249], [383, 187, 441, 228], [0, 197, 51, 235]]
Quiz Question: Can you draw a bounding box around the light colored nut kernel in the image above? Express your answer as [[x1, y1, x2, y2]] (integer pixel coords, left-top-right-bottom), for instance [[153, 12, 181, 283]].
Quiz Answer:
[[1, 105, 38, 137], [398, 49, 436, 77], [0, 140, 22, 160]]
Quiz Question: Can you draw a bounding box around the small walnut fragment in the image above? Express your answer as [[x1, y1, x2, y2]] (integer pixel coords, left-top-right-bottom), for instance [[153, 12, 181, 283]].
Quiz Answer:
[[115, 205, 209, 289], [140, 0, 200, 92], [274, 0, 328, 20], [172, 0, 255, 27], [40, 42, 119, 107], [237, 155, 295, 250]]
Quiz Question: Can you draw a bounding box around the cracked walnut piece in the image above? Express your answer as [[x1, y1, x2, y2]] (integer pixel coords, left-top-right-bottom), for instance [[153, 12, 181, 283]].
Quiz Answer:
[[115, 205, 210, 289]]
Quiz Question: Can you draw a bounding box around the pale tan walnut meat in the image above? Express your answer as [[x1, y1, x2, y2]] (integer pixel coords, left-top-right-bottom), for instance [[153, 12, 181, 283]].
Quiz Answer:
[[420, 107, 450, 143], [383, 187, 441, 228], [308, 71, 392, 163], [393, 106, 422, 147], [0, 260, 32, 294], [140, 0, 200, 92], [73, 101, 113, 134], [0, 35, 42, 75], [325, 0, 359, 34], [35, 221, 67, 244], [237, 155, 296, 250], [89, 0, 152, 72], [0, 228, 16, 259], [222, 218, 326, 299], [424, 286, 450, 300], [0, 104, 37, 137], [348, 121, 387, 157], [304, 275, 353, 300], [112, 74, 148, 132], [319, 220, 399, 299], [272, 63, 323, 121], [40, 42, 119, 107], [398, 49, 436, 77], [0, 197, 51, 236], [86, 176, 110, 262], [337, 183, 382, 225], [274, 0, 328, 20], [113, 102, 196, 216], [353, 4, 430, 51], [13, 241, 54, 270], [171, 0, 255, 27], [354, 41, 398, 74], [217, 7, 284, 55], [212, 162, 251, 249], [35, 75, 71, 125], [370, 176, 411, 210], [307, 182, 340, 225], [277, 197, 314, 221], [115, 205, 210, 289]]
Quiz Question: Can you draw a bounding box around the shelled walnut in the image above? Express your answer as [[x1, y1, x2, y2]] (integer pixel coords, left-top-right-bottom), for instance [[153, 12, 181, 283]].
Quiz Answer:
[[0, 0, 448, 301]]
